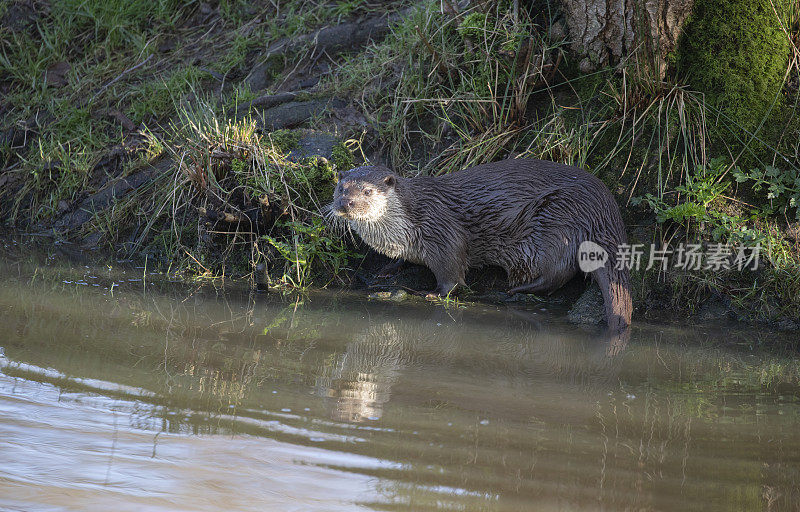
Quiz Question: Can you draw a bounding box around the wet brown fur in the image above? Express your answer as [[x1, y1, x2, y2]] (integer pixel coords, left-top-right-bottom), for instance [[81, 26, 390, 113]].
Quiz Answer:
[[332, 158, 633, 331]]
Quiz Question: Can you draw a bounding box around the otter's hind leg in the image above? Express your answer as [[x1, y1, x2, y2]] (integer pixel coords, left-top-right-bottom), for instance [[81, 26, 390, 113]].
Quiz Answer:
[[506, 239, 578, 295], [508, 267, 576, 295], [508, 276, 551, 295]]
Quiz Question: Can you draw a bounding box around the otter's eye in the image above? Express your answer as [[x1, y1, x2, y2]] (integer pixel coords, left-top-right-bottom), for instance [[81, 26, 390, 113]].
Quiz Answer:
[[363, 188, 372, 196]]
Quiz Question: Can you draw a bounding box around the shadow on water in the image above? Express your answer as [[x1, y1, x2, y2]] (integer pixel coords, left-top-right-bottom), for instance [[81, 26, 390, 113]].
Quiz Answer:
[[1, 252, 799, 511]]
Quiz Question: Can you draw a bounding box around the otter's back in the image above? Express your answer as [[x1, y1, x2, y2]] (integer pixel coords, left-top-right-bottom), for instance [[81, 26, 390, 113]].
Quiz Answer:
[[431, 159, 623, 244]]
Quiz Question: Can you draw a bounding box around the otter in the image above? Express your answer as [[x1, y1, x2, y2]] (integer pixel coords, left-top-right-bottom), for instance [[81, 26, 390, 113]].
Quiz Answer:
[[330, 158, 632, 331]]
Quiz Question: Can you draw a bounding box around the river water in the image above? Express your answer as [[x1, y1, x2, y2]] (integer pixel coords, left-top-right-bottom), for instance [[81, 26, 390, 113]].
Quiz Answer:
[[1, 254, 799, 511]]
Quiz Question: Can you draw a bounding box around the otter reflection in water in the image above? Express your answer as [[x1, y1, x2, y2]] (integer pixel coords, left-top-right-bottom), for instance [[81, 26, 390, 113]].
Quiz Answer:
[[316, 306, 629, 423]]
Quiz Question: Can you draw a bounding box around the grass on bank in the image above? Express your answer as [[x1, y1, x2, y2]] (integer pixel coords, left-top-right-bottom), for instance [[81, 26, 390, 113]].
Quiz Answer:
[[0, 0, 393, 223], [86, 97, 361, 289], [0, 0, 392, 288], [1, 0, 800, 321], [158, 101, 358, 288]]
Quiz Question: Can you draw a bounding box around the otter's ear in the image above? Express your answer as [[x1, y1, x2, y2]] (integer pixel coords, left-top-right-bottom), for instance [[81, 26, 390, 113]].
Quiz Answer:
[[384, 175, 396, 188]]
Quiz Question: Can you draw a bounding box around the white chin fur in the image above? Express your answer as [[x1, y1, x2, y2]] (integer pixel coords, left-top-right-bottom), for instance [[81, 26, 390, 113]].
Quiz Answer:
[[346, 193, 414, 261], [349, 211, 382, 223]]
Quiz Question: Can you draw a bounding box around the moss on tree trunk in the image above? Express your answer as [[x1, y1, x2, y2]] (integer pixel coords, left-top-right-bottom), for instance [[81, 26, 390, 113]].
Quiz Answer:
[[674, 0, 790, 132]]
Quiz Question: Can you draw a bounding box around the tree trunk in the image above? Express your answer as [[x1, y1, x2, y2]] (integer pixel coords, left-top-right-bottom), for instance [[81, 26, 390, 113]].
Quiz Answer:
[[559, 0, 695, 78]]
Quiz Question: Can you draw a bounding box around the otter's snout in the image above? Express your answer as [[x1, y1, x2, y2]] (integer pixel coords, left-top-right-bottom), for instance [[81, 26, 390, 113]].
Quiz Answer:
[[333, 196, 356, 216]]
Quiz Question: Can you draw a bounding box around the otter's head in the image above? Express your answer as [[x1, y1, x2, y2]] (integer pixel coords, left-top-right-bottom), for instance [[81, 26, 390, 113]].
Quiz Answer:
[[332, 166, 398, 222]]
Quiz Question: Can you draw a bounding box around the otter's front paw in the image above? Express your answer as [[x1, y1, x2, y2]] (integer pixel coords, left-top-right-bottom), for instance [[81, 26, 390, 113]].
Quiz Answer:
[[425, 283, 457, 300]]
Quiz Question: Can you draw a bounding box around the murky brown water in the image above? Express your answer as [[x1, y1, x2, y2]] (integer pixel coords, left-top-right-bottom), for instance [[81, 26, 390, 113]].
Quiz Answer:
[[1, 254, 800, 511]]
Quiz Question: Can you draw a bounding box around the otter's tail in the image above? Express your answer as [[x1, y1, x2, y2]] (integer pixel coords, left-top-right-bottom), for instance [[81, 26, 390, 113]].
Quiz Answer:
[[593, 265, 632, 332]]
